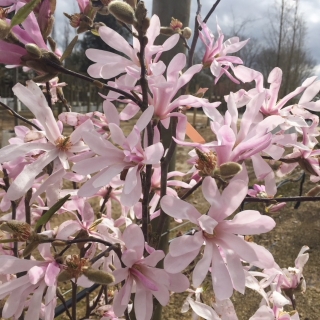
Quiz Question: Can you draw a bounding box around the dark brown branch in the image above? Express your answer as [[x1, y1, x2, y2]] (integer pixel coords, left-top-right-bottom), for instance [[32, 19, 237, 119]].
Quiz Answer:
[[187, 0, 202, 69], [0, 101, 42, 131], [41, 59, 142, 108], [203, 0, 221, 24], [244, 196, 320, 203], [181, 178, 203, 200], [45, 82, 53, 109], [56, 289, 73, 320], [71, 281, 77, 320], [262, 155, 300, 163]]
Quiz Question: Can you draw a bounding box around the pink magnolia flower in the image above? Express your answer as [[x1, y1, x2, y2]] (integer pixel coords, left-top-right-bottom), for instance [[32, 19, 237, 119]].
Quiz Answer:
[[73, 105, 164, 207], [56, 196, 122, 245], [0, 80, 89, 200], [86, 14, 179, 80], [233, 65, 320, 119], [186, 297, 238, 320], [0, 241, 60, 319], [177, 92, 285, 194], [198, 15, 249, 84], [112, 224, 189, 320], [250, 304, 300, 320], [0, 3, 60, 66], [161, 177, 276, 300]]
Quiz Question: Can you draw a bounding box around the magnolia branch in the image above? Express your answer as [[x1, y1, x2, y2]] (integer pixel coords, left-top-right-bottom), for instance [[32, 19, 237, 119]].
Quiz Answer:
[[244, 196, 320, 203], [41, 58, 142, 107], [0, 101, 42, 131]]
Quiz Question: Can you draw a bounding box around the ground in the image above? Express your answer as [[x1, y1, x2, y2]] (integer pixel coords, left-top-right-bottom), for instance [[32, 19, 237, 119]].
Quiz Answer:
[[0, 108, 319, 319]]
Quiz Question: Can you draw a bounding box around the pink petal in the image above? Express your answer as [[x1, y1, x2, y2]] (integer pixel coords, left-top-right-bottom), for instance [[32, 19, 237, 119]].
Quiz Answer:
[[164, 249, 200, 274], [168, 272, 189, 292], [187, 298, 220, 320], [225, 250, 245, 293], [56, 220, 81, 240], [169, 232, 204, 258], [211, 244, 233, 300], [28, 265, 45, 284], [123, 224, 144, 258], [134, 284, 153, 320], [160, 195, 201, 224], [193, 242, 213, 287], [99, 26, 137, 63], [0, 256, 40, 274], [7, 149, 58, 200], [218, 210, 276, 235]]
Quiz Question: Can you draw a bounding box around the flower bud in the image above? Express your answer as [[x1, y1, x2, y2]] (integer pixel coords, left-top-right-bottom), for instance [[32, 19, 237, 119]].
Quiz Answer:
[[160, 27, 175, 36], [57, 270, 74, 282], [83, 267, 115, 285], [298, 158, 318, 176], [306, 185, 320, 196], [124, 0, 137, 9], [25, 43, 42, 59], [0, 221, 32, 241], [265, 202, 286, 213], [108, 1, 135, 25], [182, 27, 192, 39], [0, 19, 10, 40], [170, 17, 183, 32], [218, 162, 242, 179], [134, 1, 147, 22]]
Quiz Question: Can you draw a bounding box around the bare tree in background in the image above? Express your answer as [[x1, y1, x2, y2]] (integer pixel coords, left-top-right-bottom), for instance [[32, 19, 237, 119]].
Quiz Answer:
[[258, 0, 315, 96]]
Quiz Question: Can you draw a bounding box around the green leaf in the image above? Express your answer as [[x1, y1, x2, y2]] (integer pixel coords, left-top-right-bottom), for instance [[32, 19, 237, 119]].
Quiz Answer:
[[60, 35, 78, 62], [35, 194, 71, 230], [10, 0, 42, 28]]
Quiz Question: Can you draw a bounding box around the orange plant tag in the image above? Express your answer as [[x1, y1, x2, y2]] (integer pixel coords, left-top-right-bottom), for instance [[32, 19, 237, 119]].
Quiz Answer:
[[186, 122, 206, 144]]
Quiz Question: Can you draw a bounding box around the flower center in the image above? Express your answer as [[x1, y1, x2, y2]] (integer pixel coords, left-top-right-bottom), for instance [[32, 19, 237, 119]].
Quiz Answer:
[[55, 136, 72, 151]]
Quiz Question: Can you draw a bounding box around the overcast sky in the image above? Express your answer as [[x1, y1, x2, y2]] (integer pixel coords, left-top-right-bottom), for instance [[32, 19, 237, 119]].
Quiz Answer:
[[56, 0, 320, 76]]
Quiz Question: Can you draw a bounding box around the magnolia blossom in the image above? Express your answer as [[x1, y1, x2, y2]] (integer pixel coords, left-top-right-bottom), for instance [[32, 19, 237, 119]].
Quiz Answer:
[[0, 241, 60, 319], [0, 81, 89, 201], [161, 177, 276, 300], [0, 3, 60, 66], [86, 14, 179, 80], [73, 105, 164, 207], [233, 65, 320, 119], [186, 297, 238, 320], [112, 224, 189, 320], [198, 15, 249, 84]]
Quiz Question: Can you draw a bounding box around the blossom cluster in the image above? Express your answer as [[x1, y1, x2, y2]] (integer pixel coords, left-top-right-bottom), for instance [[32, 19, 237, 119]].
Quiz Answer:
[[0, 0, 318, 319]]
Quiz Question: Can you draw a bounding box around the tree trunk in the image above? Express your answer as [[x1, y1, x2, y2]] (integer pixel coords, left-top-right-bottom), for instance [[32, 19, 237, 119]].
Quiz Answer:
[[150, 1, 191, 319]]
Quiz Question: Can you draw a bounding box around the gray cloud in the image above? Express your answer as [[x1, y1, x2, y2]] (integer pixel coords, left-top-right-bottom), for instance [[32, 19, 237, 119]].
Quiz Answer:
[[55, 0, 320, 74]]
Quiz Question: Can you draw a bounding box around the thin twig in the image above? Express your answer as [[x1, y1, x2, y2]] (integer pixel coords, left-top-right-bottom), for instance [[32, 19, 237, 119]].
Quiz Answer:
[[181, 178, 203, 200], [57, 289, 73, 320], [45, 82, 53, 109], [41, 59, 142, 107], [203, 0, 221, 24], [187, 0, 202, 69], [244, 195, 320, 203], [294, 172, 305, 209], [57, 89, 72, 112], [100, 186, 113, 214], [0, 101, 42, 131], [71, 281, 77, 320]]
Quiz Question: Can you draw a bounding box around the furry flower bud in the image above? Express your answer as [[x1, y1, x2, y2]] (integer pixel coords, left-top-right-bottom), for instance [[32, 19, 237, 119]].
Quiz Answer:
[[0, 19, 10, 39], [218, 162, 242, 179], [0, 220, 32, 241], [25, 43, 42, 59], [108, 1, 135, 24], [182, 27, 192, 39], [83, 267, 115, 285]]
